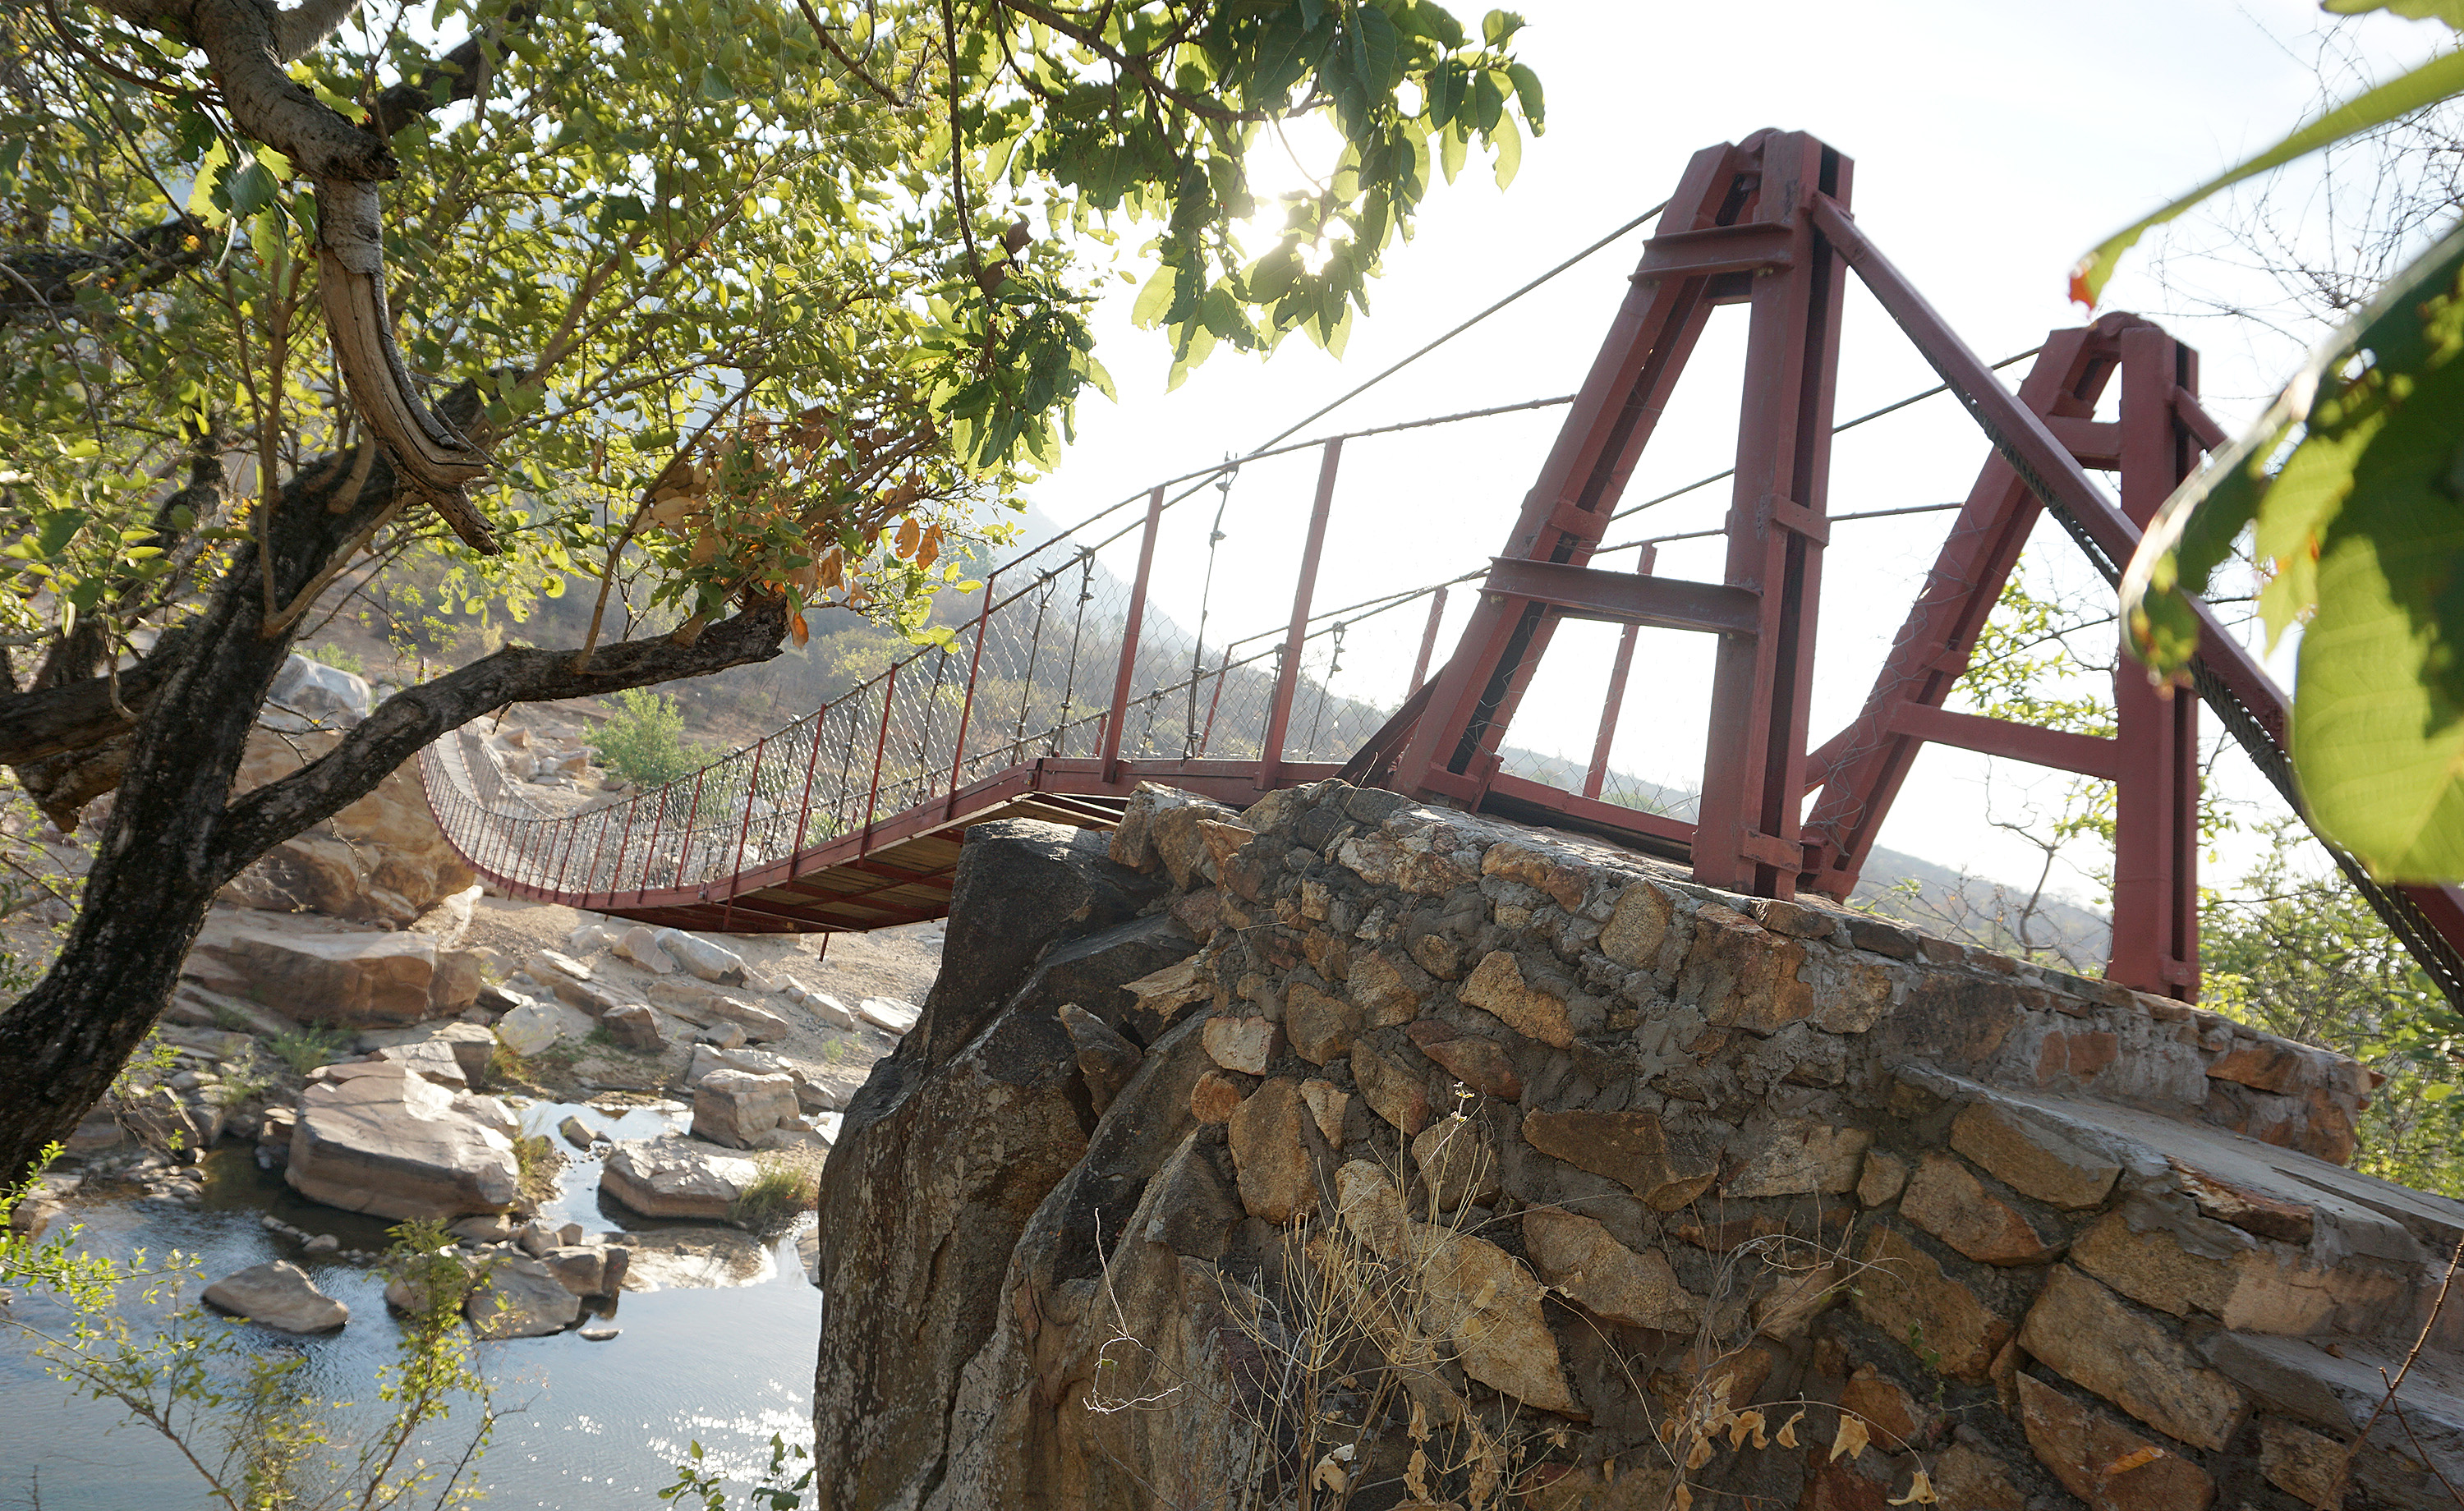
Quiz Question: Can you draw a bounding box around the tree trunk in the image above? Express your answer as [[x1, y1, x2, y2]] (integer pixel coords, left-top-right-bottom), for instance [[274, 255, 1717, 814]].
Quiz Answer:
[[0, 439, 790, 1183]]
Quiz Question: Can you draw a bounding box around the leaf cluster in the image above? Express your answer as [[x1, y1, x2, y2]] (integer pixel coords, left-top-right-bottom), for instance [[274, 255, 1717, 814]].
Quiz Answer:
[[2099, 0, 2464, 880]]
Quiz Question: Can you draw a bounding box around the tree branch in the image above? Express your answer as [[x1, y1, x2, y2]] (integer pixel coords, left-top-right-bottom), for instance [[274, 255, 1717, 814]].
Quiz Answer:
[[0, 628, 195, 769], [208, 595, 792, 877]]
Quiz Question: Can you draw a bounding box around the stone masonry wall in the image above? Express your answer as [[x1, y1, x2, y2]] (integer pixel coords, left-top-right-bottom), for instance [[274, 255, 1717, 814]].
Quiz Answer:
[[811, 780, 2464, 1511]]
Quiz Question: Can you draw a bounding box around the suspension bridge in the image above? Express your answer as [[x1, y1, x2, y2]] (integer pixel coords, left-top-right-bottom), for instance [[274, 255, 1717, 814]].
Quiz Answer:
[[419, 130, 2464, 1009]]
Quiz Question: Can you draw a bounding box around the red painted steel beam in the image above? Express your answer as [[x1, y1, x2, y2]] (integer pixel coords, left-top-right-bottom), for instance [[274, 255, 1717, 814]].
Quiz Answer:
[[2109, 324, 2203, 997], [1809, 195, 2288, 744], [1387, 137, 1744, 801], [1885, 703, 2122, 782], [1101, 486, 1166, 783], [1692, 132, 1853, 900], [1800, 324, 2123, 897], [1258, 440, 1343, 789], [1480, 557, 1762, 636]]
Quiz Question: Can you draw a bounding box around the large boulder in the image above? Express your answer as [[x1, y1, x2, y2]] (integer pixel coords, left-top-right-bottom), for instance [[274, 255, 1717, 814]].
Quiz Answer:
[[197, 920, 478, 1028], [218, 728, 476, 925], [464, 1256, 582, 1339], [286, 1063, 520, 1219], [203, 1261, 348, 1334], [600, 1137, 760, 1223], [692, 1070, 798, 1149]]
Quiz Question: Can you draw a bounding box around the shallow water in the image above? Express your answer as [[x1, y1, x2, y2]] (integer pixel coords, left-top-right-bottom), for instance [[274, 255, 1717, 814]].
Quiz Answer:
[[0, 1100, 824, 1509]]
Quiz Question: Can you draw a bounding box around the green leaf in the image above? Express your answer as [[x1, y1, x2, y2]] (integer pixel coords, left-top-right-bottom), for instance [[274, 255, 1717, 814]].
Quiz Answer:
[[2123, 226, 2464, 880], [33, 508, 89, 558], [1348, 2, 1399, 92], [1506, 61, 1544, 130], [1490, 109, 1520, 189], [700, 65, 736, 101], [228, 160, 279, 218], [2073, 47, 2464, 305], [2324, 0, 2464, 25], [1130, 261, 1179, 328]]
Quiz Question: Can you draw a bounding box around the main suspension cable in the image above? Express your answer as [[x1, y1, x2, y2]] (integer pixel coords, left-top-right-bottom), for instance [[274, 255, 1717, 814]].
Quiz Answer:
[[1603, 346, 2048, 526]]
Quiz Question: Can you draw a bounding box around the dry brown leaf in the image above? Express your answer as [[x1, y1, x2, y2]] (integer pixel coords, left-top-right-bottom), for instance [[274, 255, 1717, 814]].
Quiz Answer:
[[1730, 1409, 1765, 1449], [1672, 1486, 1693, 1511], [1775, 1409, 1804, 1449], [2102, 1447, 2165, 1477], [1830, 1415, 1870, 1463], [1685, 1433, 1716, 1472], [1887, 1466, 1938, 1505]]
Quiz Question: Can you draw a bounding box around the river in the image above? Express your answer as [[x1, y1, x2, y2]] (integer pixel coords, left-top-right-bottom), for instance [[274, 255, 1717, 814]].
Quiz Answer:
[[0, 1100, 825, 1509]]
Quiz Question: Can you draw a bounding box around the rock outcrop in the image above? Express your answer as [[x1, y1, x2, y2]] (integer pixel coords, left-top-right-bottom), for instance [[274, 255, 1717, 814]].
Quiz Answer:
[[811, 781, 2464, 1511], [285, 1063, 519, 1219], [810, 820, 1175, 1509], [218, 728, 475, 925], [198, 921, 481, 1029]]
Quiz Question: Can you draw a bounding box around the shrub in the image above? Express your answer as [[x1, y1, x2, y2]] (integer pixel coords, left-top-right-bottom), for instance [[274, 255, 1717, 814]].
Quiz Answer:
[[301, 642, 367, 676], [510, 1132, 562, 1204], [267, 1026, 348, 1077], [588, 687, 715, 791]]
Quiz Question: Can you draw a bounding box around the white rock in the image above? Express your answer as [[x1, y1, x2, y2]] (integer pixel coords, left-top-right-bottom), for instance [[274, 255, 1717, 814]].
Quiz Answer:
[[568, 922, 623, 956], [451, 1092, 519, 1138], [599, 1137, 759, 1223], [366, 1040, 468, 1088], [756, 1125, 830, 1154], [203, 1261, 348, 1333], [807, 992, 861, 1031], [692, 1070, 798, 1150], [530, 949, 595, 983], [856, 997, 920, 1036], [494, 999, 591, 1058], [684, 1044, 786, 1087], [464, 1256, 581, 1339], [262, 655, 373, 733], [616, 1227, 775, 1289], [651, 930, 746, 985], [706, 996, 792, 1042], [614, 926, 678, 976]]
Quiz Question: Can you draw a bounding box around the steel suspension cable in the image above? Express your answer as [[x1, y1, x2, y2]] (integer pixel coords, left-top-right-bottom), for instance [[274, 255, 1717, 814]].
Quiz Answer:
[[1603, 346, 2048, 526]]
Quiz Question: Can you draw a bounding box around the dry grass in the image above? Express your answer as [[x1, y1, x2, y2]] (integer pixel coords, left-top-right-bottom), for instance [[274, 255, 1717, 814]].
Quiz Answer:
[[1080, 1110, 1940, 1510], [729, 1149, 824, 1232]]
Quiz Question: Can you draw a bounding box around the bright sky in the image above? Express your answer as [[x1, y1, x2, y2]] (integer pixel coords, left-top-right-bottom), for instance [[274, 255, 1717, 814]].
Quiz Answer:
[[1009, 0, 2451, 907]]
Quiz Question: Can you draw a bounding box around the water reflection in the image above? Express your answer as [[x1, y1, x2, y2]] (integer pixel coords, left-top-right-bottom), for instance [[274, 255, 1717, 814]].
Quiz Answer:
[[0, 1099, 822, 1509]]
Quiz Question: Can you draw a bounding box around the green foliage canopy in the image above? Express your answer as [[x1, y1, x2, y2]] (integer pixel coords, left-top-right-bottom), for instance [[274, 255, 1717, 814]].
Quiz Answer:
[[0, 0, 1540, 679]]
